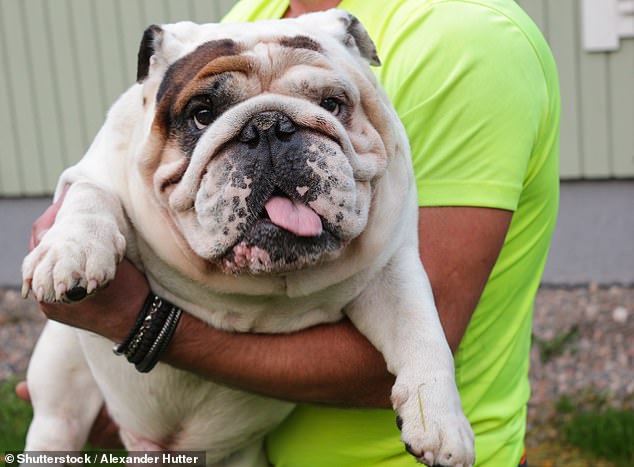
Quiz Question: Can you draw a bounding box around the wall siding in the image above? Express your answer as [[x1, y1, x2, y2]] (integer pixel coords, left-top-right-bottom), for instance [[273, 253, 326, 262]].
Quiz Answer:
[[609, 39, 634, 176], [1, 0, 633, 196], [518, 0, 634, 179]]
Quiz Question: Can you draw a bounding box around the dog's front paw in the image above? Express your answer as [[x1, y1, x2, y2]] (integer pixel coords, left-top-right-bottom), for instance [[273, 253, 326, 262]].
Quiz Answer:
[[22, 220, 126, 303], [392, 374, 475, 466]]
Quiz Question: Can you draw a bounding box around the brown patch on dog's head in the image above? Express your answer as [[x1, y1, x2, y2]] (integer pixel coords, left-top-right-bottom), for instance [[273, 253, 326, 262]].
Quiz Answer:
[[153, 39, 244, 134], [279, 35, 322, 53]]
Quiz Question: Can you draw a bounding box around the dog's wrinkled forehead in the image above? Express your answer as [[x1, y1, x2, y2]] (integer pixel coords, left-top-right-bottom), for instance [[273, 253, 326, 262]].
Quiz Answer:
[[137, 9, 379, 86], [148, 33, 343, 150], [154, 34, 332, 103]]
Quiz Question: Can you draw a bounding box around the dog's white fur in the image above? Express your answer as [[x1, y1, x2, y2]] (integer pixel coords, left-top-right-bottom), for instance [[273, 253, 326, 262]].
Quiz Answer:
[[22, 11, 474, 466]]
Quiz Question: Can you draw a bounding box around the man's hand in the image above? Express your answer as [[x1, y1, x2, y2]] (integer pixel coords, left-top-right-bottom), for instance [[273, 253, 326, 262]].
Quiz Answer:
[[28, 187, 149, 342], [29, 188, 68, 251], [36, 259, 149, 342]]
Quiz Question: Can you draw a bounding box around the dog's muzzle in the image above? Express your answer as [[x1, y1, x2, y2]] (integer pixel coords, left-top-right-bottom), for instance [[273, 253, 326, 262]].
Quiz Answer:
[[238, 111, 323, 237]]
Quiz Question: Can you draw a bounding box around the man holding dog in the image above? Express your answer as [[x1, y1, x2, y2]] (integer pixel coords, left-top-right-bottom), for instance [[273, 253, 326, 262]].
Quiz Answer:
[[19, 0, 559, 465]]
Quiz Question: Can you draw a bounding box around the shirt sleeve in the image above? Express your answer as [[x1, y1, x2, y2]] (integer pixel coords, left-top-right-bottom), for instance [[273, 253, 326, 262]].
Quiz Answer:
[[378, 2, 550, 210]]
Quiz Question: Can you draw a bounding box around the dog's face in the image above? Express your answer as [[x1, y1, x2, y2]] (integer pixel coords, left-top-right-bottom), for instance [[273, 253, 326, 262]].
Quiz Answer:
[[135, 11, 398, 275]]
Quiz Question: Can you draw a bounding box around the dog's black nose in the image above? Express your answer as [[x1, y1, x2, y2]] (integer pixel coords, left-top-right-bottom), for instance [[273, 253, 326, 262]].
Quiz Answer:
[[239, 111, 296, 145]]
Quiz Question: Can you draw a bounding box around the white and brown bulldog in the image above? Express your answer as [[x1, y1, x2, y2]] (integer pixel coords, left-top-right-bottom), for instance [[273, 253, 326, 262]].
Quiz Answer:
[[22, 10, 474, 467]]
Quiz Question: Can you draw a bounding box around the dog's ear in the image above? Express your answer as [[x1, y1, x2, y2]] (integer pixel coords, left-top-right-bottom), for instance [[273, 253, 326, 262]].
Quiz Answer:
[[339, 12, 381, 66], [137, 24, 186, 82], [298, 9, 380, 66], [137, 25, 163, 82]]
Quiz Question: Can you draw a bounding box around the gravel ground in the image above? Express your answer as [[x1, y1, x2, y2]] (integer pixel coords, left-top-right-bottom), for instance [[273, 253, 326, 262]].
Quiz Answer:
[[1, 284, 633, 449], [528, 284, 634, 448], [0, 288, 46, 380]]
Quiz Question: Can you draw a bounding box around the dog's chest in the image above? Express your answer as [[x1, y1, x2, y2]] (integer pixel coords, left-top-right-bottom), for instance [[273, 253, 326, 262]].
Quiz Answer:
[[133, 239, 358, 333], [164, 283, 349, 333]]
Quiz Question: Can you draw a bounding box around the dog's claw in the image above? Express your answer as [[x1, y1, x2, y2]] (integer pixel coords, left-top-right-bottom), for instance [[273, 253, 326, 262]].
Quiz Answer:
[[55, 282, 67, 301], [87, 279, 98, 295], [405, 442, 418, 457], [21, 281, 31, 299], [396, 415, 403, 431]]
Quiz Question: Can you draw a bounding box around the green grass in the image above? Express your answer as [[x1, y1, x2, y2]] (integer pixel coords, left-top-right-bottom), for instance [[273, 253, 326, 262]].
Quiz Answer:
[[563, 408, 634, 466], [533, 325, 579, 363], [0, 376, 32, 451], [554, 391, 634, 466]]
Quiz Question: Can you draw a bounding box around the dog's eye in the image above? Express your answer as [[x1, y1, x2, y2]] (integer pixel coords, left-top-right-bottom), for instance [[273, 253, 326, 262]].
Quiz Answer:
[[193, 107, 213, 130], [320, 97, 342, 116]]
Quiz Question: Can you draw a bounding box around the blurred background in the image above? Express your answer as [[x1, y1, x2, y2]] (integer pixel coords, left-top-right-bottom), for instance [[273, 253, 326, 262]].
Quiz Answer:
[[0, 1, 632, 465]]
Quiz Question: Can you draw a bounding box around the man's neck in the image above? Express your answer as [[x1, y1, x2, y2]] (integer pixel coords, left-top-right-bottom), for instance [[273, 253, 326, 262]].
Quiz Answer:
[[284, 0, 342, 18]]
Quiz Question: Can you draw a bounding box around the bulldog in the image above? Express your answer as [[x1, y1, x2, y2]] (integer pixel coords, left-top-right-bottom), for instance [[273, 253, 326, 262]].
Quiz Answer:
[[21, 10, 474, 467]]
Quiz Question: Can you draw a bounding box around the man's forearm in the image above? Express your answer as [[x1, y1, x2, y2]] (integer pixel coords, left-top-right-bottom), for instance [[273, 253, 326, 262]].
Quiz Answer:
[[35, 260, 394, 408], [162, 313, 394, 408]]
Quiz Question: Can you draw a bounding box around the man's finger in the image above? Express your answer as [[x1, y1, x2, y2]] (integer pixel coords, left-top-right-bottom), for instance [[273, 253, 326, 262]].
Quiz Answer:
[[15, 380, 31, 402], [30, 186, 70, 250]]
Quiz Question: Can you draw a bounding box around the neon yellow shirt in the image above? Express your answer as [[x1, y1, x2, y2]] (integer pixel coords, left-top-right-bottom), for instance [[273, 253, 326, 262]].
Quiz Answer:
[[224, 1, 560, 465]]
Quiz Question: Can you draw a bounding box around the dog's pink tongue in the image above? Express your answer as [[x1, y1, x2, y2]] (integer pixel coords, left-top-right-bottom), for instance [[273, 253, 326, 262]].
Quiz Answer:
[[264, 196, 322, 237]]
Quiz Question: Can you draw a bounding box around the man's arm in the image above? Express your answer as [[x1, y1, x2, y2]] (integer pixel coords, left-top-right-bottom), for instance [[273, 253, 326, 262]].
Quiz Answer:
[[418, 206, 512, 351], [33, 203, 510, 408], [162, 206, 511, 405]]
